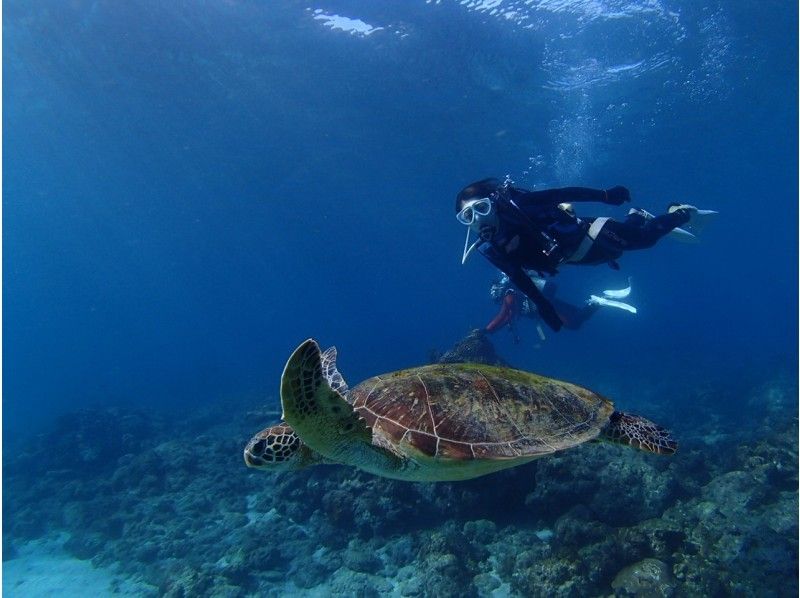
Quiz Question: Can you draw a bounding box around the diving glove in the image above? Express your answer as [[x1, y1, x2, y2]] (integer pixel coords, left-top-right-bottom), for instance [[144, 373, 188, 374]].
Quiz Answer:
[[605, 186, 631, 205]]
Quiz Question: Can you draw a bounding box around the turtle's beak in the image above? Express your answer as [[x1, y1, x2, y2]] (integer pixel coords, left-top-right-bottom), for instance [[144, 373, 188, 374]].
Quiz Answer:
[[243, 447, 263, 468], [243, 438, 267, 468]]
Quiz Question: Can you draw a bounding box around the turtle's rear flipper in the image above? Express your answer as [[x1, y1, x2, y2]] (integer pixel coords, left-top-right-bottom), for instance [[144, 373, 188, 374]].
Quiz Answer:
[[601, 411, 677, 455]]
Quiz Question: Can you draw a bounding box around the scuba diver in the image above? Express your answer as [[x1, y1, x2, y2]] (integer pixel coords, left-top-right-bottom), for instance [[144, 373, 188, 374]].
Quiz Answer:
[[456, 178, 717, 332], [486, 273, 636, 343]]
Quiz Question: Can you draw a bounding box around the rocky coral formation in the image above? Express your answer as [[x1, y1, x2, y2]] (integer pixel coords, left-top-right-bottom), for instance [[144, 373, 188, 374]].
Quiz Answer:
[[435, 329, 508, 366], [3, 376, 797, 596]]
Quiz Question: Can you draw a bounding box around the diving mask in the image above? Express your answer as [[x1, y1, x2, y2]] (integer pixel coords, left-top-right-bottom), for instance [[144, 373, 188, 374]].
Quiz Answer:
[[458, 197, 497, 264], [456, 197, 493, 225]]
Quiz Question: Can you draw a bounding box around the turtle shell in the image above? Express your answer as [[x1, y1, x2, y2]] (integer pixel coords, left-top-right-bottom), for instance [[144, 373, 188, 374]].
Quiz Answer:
[[348, 363, 614, 460]]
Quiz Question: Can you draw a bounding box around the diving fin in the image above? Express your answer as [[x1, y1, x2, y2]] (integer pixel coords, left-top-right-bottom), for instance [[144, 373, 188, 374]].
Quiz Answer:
[[669, 227, 699, 243], [669, 204, 719, 235], [602, 277, 632, 299], [588, 295, 637, 314], [688, 209, 719, 234]]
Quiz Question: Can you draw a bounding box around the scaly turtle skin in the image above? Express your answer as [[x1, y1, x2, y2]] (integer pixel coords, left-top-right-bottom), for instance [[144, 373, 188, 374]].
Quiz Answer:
[[244, 339, 676, 482]]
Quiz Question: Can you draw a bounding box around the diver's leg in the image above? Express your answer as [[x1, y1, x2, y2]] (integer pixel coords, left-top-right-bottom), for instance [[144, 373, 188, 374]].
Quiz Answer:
[[642, 210, 692, 244], [623, 208, 649, 226], [599, 211, 690, 252], [551, 298, 600, 330]]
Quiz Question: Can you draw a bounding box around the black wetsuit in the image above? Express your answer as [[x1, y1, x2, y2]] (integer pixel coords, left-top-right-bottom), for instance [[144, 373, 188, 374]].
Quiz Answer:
[[476, 185, 689, 331], [578, 210, 690, 264]]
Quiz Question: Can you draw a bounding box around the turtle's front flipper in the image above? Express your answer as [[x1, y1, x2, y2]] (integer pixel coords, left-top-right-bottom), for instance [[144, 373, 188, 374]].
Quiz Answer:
[[280, 339, 371, 462], [320, 346, 349, 396], [601, 411, 677, 455]]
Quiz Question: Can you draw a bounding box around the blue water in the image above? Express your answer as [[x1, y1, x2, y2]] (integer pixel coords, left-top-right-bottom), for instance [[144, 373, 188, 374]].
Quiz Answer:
[[3, 1, 798, 594], [6, 0, 796, 435]]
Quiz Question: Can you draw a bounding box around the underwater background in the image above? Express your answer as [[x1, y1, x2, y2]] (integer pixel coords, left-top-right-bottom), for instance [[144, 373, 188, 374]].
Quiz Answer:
[[4, 0, 797, 596]]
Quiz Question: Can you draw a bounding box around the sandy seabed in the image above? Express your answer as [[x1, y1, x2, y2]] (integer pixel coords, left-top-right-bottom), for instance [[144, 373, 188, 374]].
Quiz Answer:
[[3, 534, 152, 597]]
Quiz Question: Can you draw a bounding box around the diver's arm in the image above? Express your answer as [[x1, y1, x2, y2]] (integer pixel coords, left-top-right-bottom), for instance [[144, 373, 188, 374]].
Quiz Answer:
[[505, 267, 563, 332], [480, 246, 563, 331], [485, 293, 516, 333], [514, 186, 630, 206]]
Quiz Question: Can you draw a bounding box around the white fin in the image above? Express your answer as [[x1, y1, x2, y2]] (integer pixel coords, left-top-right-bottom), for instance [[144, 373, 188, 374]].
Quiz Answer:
[[669, 227, 699, 243], [687, 209, 719, 234], [589, 295, 637, 314], [602, 277, 632, 299]]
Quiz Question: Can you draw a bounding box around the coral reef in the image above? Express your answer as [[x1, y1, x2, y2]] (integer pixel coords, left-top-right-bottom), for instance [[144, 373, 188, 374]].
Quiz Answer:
[[3, 376, 797, 596], [435, 329, 508, 366]]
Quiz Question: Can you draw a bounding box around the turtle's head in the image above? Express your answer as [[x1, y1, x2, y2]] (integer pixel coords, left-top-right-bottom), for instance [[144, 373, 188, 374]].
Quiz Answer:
[[243, 423, 321, 471]]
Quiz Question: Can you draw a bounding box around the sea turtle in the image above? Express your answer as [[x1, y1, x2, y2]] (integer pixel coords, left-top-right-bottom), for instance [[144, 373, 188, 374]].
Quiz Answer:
[[244, 339, 676, 482]]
